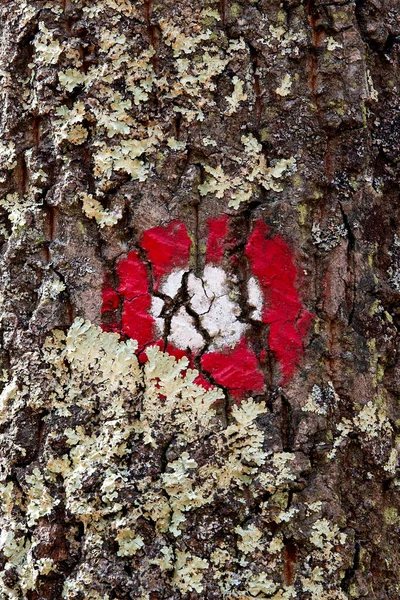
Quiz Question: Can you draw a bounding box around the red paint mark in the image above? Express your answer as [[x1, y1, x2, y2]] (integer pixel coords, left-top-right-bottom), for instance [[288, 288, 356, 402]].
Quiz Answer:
[[163, 343, 188, 362], [122, 295, 154, 349], [102, 321, 121, 334], [201, 339, 265, 398], [102, 284, 119, 313], [140, 221, 191, 289], [206, 215, 229, 264], [101, 217, 312, 392], [246, 220, 313, 382], [193, 373, 213, 390], [101, 273, 121, 332], [259, 349, 267, 362], [103, 250, 155, 349], [117, 251, 149, 299]]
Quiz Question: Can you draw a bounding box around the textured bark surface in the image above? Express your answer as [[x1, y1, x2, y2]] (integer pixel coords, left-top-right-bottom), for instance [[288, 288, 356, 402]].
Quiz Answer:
[[0, 0, 400, 598]]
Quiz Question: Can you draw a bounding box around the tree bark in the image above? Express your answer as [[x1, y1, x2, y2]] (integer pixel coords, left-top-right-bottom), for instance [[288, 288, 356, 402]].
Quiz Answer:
[[0, 0, 399, 598]]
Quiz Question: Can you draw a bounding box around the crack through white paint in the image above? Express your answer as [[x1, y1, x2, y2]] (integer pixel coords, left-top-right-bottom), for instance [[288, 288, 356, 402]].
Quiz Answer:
[[169, 307, 204, 351], [150, 265, 264, 352]]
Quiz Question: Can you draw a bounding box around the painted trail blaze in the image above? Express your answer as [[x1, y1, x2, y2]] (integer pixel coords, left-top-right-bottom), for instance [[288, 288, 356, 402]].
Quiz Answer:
[[140, 220, 191, 289], [245, 220, 314, 382], [102, 217, 313, 396]]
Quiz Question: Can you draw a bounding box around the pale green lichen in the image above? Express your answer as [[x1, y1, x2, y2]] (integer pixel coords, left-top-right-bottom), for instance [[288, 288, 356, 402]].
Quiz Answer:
[[172, 551, 209, 594], [33, 22, 63, 65], [275, 74, 292, 97], [58, 68, 86, 92], [235, 524, 263, 554], [226, 76, 247, 114], [0, 141, 17, 182], [54, 102, 88, 146], [0, 193, 38, 232], [326, 36, 343, 51], [116, 529, 144, 557], [327, 393, 394, 466], [25, 468, 58, 526], [21, 7, 300, 209], [0, 315, 381, 597], [198, 134, 296, 209], [80, 192, 122, 228]]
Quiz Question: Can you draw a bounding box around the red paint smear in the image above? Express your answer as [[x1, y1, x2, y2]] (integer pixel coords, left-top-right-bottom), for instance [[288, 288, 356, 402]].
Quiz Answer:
[[201, 339, 265, 398], [193, 373, 213, 390], [102, 321, 121, 334], [122, 296, 154, 349], [101, 217, 311, 391], [206, 215, 229, 264], [112, 250, 155, 349], [101, 273, 121, 332], [259, 349, 267, 362], [140, 221, 191, 289], [163, 343, 188, 362], [101, 273, 119, 314], [117, 250, 149, 299], [245, 220, 313, 382], [102, 287, 119, 313]]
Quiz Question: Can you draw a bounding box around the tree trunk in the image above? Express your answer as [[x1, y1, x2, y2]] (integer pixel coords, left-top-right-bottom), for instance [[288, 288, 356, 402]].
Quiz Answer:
[[0, 0, 399, 598]]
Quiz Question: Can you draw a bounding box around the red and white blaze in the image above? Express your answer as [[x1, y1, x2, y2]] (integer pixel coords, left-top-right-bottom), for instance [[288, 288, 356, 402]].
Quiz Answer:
[[102, 217, 313, 398]]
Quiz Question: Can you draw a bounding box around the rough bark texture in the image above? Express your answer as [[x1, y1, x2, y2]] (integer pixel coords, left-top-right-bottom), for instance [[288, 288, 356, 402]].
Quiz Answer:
[[0, 0, 400, 599]]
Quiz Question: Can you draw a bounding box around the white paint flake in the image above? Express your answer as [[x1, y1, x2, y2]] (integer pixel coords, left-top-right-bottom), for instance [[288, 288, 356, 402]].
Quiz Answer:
[[160, 268, 186, 298], [169, 307, 204, 351], [247, 277, 263, 320], [150, 296, 165, 337], [187, 272, 212, 315]]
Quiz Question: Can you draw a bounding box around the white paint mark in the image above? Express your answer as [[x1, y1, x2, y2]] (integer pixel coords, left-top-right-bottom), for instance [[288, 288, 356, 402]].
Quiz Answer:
[[193, 266, 247, 349], [150, 296, 165, 337], [247, 277, 263, 321], [201, 295, 247, 350], [160, 268, 186, 298], [158, 265, 249, 351], [187, 273, 212, 315], [169, 307, 204, 351]]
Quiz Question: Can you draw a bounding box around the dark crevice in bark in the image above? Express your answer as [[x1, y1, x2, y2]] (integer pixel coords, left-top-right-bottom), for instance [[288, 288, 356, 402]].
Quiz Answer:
[[280, 393, 295, 451], [339, 202, 357, 325], [283, 539, 298, 586], [174, 113, 182, 141], [341, 541, 361, 592], [33, 115, 41, 148], [17, 154, 29, 196], [219, 0, 227, 26]]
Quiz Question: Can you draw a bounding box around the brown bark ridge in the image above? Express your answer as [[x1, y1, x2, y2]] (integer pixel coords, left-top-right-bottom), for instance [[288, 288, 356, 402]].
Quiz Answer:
[[0, 0, 399, 598]]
